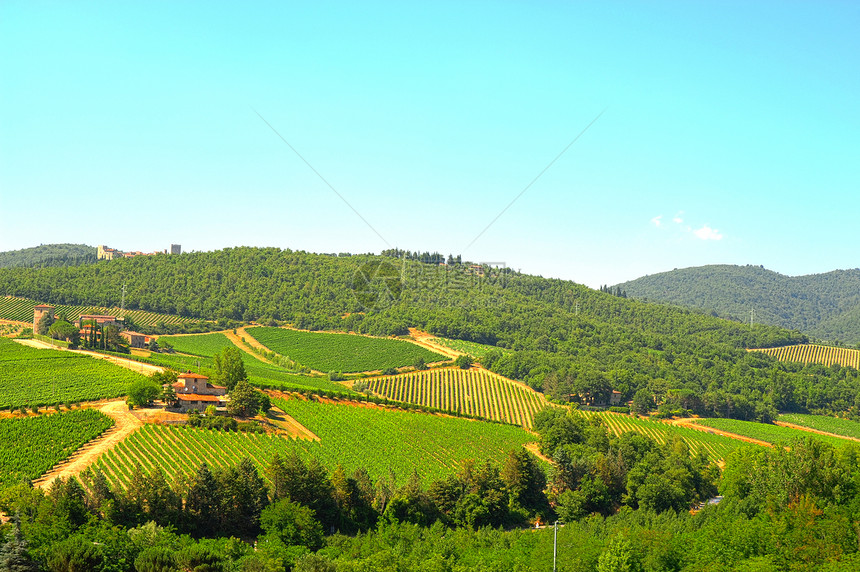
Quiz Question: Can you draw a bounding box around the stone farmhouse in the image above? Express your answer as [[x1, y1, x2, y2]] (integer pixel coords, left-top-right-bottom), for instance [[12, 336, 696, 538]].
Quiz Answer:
[[171, 372, 227, 412]]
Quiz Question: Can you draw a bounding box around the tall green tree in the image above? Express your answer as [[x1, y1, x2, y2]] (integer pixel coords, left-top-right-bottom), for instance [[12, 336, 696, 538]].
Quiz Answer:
[[213, 346, 247, 390]]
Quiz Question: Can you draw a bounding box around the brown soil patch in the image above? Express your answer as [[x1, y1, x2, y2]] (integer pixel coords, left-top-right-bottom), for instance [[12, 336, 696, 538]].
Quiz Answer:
[[236, 327, 273, 354], [13, 338, 163, 375], [774, 421, 860, 443], [672, 418, 772, 448], [226, 328, 276, 365], [407, 328, 462, 360], [34, 400, 144, 488], [263, 406, 320, 441], [524, 442, 553, 464]]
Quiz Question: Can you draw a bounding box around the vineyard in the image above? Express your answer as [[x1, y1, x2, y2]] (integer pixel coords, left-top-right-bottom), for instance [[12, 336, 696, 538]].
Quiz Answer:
[[95, 396, 535, 489], [429, 337, 512, 359], [0, 295, 194, 327], [156, 333, 351, 393], [364, 367, 547, 428], [246, 327, 447, 372], [162, 332, 241, 357], [778, 413, 860, 440], [752, 344, 860, 369], [693, 418, 853, 448], [575, 411, 745, 462], [0, 409, 113, 487], [0, 338, 146, 408]]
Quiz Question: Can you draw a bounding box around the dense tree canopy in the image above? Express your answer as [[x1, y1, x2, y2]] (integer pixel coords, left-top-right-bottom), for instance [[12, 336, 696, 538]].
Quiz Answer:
[[0, 244, 96, 269], [617, 264, 860, 345], [7, 247, 859, 419]]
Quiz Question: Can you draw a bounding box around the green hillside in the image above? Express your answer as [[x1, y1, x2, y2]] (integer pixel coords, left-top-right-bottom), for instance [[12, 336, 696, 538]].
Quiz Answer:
[[615, 264, 860, 344], [0, 243, 96, 268], [155, 332, 352, 393], [8, 247, 859, 420]]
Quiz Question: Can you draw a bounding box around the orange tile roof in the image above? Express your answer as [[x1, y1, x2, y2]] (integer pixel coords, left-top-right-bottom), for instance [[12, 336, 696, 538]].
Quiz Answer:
[[176, 394, 222, 402], [178, 372, 209, 379]]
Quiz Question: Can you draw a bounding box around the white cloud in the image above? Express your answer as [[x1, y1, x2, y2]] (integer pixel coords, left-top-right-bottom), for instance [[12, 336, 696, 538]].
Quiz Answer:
[[673, 215, 684, 224], [693, 225, 723, 241], [650, 215, 663, 227]]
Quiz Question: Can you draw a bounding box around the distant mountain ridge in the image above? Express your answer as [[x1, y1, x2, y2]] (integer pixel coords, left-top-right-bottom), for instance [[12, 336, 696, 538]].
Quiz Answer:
[[615, 264, 860, 344], [0, 243, 96, 268]]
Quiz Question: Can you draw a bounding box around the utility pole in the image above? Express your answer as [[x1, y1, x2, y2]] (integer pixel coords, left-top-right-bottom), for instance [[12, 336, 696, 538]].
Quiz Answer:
[[750, 308, 755, 328], [553, 520, 559, 572]]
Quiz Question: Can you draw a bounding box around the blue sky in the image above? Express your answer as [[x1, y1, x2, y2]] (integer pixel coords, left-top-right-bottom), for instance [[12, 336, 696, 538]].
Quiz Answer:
[[1, 1, 857, 288]]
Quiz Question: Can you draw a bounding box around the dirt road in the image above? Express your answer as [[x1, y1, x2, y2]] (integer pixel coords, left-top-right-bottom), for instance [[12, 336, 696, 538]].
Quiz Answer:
[[774, 421, 860, 443], [407, 328, 461, 360], [33, 400, 143, 488], [13, 338, 163, 375], [671, 417, 773, 448]]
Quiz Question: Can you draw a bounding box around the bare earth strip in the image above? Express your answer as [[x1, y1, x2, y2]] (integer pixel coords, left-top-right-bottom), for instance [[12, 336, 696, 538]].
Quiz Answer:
[[13, 338, 163, 375], [671, 418, 773, 448], [774, 421, 860, 443], [33, 400, 143, 488], [225, 328, 276, 365], [524, 442, 553, 464], [407, 328, 462, 360]]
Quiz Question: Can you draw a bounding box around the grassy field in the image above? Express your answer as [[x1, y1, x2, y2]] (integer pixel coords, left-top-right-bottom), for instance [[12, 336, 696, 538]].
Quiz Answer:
[[246, 327, 447, 372], [778, 413, 860, 440], [752, 344, 860, 369], [0, 409, 113, 486], [156, 332, 353, 394], [0, 295, 194, 327], [576, 411, 746, 463], [95, 395, 536, 488], [693, 418, 853, 448], [430, 337, 512, 359], [364, 367, 547, 428], [0, 338, 146, 408]]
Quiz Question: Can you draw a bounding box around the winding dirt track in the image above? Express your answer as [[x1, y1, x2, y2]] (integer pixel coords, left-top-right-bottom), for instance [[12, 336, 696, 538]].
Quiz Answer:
[[225, 328, 276, 365], [33, 400, 143, 488], [774, 421, 860, 443], [13, 338, 163, 375], [407, 328, 462, 360], [670, 417, 773, 448]]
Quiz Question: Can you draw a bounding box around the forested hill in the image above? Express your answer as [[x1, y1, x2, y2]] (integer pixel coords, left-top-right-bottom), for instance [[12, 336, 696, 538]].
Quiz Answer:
[[0, 243, 96, 268], [6, 247, 850, 420], [615, 264, 860, 345]]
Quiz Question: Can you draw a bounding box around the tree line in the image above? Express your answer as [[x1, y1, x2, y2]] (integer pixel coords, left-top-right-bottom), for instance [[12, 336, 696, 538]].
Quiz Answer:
[[12, 247, 860, 420], [5, 417, 860, 570]]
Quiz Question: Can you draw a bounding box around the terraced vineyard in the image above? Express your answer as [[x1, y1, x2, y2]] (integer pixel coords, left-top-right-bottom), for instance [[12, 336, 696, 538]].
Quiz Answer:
[[778, 413, 860, 440], [0, 409, 113, 486], [365, 367, 547, 428], [246, 327, 447, 372], [693, 418, 853, 448], [95, 396, 535, 488], [0, 338, 146, 408], [0, 295, 193, 327], [576, 411, 744, 462], [753, 344, 860, 369], [156, 332, 350, 393]]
